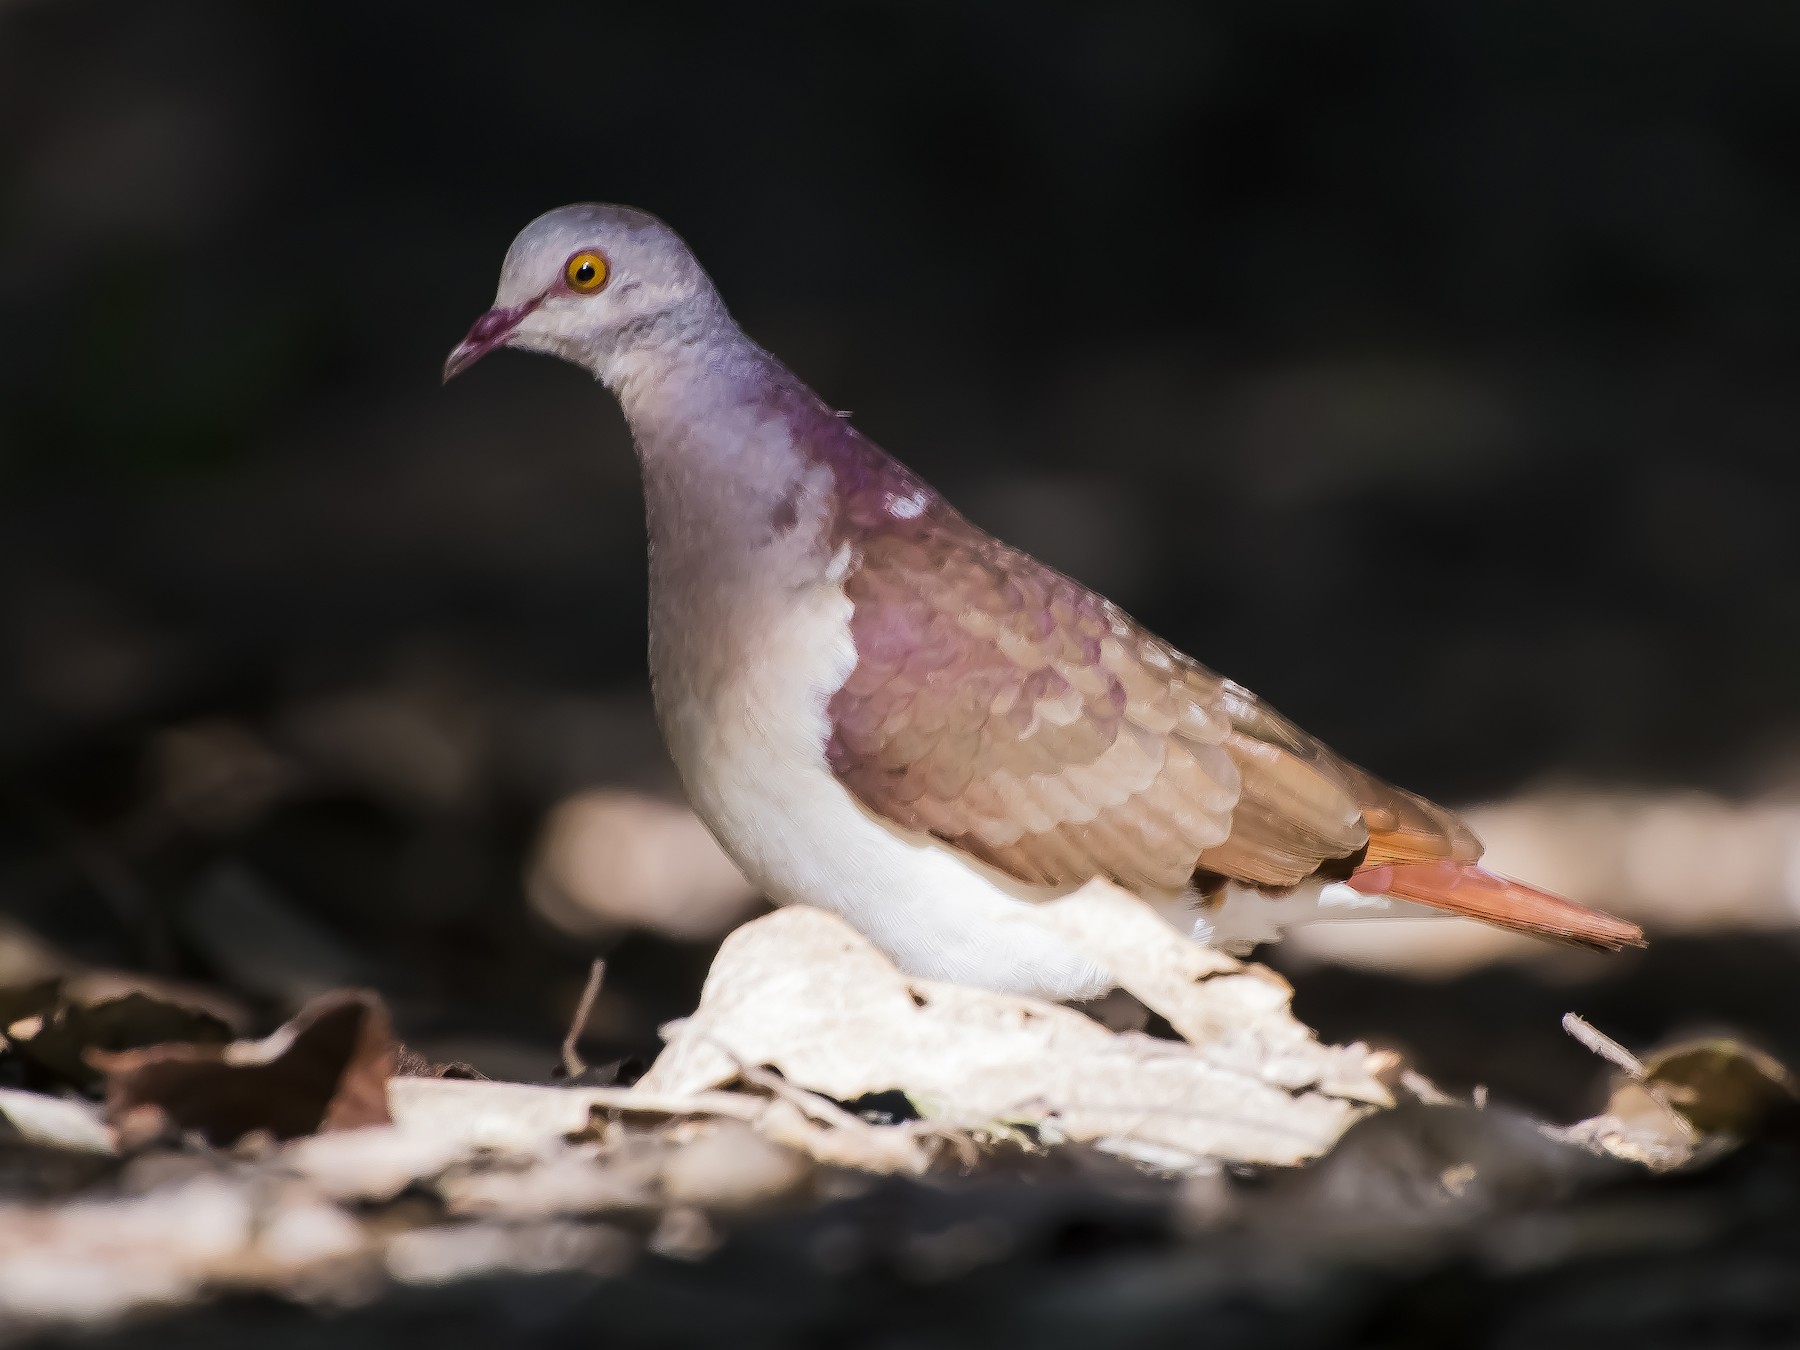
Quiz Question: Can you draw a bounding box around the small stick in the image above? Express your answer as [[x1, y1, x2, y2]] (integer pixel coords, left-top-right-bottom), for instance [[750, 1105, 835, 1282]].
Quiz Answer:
[[559, 959, 607, 1079], [1562, 1012, 1646, 1079]]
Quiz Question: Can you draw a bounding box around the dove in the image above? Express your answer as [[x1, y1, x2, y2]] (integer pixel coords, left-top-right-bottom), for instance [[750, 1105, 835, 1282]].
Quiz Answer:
[[445, 204, 1642, 1000]]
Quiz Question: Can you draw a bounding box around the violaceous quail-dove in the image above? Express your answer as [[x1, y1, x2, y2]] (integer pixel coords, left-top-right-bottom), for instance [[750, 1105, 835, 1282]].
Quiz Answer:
[[445, 204, 1643, 1000]]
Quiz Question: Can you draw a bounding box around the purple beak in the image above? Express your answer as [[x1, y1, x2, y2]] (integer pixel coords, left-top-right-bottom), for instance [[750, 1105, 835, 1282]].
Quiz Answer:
[[442, 299, 539, 383]]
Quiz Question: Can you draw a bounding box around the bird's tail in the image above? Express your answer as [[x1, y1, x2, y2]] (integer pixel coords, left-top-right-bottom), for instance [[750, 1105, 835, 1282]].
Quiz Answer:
[[1347, 859, 1645, 952]]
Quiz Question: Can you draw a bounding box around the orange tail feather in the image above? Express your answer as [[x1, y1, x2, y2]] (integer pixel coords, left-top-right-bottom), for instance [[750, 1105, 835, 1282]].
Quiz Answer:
[[1348, 860, 1645, 952]]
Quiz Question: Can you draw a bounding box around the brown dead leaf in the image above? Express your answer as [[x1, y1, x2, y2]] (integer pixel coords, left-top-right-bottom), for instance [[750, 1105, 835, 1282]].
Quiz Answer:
[[1641, 1037, 1800, 1138], [391, 1043, 485, 1080], [95, 989, 393, 1148], [0, 979, 62, 1031], [16, 993, 234, 1091]]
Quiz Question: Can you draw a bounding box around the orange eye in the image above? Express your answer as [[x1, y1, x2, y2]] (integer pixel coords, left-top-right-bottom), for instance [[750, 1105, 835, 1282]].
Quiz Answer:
[[565, 251, 608, 292]]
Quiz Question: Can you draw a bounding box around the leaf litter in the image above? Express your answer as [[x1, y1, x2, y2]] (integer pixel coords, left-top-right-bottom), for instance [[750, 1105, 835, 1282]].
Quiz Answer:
[[0, 878, 1789, 1339]]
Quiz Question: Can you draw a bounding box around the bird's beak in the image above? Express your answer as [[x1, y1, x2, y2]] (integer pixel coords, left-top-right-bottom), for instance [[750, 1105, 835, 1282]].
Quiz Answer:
[[442, 299, 540, 383]]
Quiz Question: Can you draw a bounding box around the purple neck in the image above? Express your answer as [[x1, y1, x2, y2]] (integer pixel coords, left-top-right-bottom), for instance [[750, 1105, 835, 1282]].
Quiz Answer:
[[618, 331, 952, 542]]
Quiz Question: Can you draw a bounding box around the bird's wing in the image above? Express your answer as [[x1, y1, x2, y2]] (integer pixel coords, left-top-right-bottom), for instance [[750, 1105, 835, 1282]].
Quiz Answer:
[[826, 511, 1391, 891], [1205, 688, 1484, 881], [823, 507, 1643, 950]]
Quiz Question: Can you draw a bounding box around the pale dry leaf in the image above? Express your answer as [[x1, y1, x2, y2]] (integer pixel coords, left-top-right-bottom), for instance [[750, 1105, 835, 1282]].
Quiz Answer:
[[280, 1124, 473, 1204], [0, 1176, 254, 1325], [658, 1120, 814, 1211], [1550, 1082, 1703, 1172], [0, 1087, 115, 1155], [1025, 882, 1392, 1104], [633, 889, 1389, 1170], [384, 1076, 754, 1149], [1552, 1027, 1800, 1172], [750, 1098, 936, 1175], [435, 1145, 662, 1219], [384, 1221, 632, 1286], [386, 1071, 934, 1174], [249, 1189, 370, 1273]]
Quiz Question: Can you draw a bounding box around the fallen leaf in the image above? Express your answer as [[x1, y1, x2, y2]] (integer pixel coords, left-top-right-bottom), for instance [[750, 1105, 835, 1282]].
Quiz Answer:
[[1553, 1023, 1800, 1171], [11, 992, 233, 1091], [1641, 1037, 1800, 1138], [391, 1043, 485, 1079], [1555, 1089, 1699, 1171], [384, 1221, 632, 1287], [633, 885, 1390, 1170], [0, 1176, 255, 1324], [387, 1074, 934, 1174], [0, 1088, 115, 1155], [435, 1146, 661, 1219], [387, 1076, 641, 1150], [280, 1124, 472, 1204], [1025, 883, 1392, 1103], [95, 990, 393, 1148], [656, 1119, 813, 1212]]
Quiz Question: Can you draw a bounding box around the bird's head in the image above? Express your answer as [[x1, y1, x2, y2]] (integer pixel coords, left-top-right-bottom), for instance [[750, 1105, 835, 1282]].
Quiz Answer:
[[444, 203, 722, 384]]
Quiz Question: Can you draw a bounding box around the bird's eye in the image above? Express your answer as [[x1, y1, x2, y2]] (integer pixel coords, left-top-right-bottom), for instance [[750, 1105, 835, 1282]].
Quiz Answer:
[[564, 251, 609, 293]]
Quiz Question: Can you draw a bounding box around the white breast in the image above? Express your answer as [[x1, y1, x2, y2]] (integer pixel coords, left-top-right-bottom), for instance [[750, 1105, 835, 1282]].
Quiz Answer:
[[641, 461, 1114, 999], [627, 389, 1432, 1000]]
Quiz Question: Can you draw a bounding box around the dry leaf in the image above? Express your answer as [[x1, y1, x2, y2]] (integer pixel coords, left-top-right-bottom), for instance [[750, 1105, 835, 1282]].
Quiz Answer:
[[1641, 1037, 1800, 1138], [656, 1120, 813, 1211], [10, 992, 234, 1091], [279, 1124, 472, 1205], [95, 990, 393, 1148], [634, 885, 1391, 1170], [1555, 1025, 1800, 1171], [384, 1222, 632, 1286], [0, 1177, 256, 1324], [1024, 884, 1392, 1103], [388, 1073, 934, 1175], [435, 1147, 662, 1219], [387, 1076, 643, 1149], [0, 1088, 115, 1155]]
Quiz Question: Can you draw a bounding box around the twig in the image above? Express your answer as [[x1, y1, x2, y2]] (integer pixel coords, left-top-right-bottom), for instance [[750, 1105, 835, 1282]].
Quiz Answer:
[[559, 959, 607, 1078], [1398, 1068, 1458, 1107], [1562, 1012, 1647, 1078]]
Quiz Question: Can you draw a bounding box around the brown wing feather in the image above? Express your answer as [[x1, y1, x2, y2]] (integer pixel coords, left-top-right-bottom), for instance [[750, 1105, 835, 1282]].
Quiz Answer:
[[1195, 690, 1370, 886], [1336, 762, 1484, 866], [823, 505, 1473, 894], [827, 519, 1243, 892]]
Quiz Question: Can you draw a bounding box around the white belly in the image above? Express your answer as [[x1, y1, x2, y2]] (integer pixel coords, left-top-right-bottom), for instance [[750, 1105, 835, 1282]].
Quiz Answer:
[[638, 450, 1430, 999], [648, 566, 1441, 1000], [648, 550, 1119, 998]]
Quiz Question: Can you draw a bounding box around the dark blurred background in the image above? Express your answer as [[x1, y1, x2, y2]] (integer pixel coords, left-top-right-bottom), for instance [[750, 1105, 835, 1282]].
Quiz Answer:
[[5, 0, 1800, 1100]]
